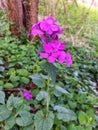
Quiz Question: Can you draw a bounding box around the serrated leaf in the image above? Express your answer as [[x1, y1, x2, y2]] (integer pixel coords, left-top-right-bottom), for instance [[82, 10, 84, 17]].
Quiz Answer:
[[16, 104, 31, 114], [7, 94, 23, 110], [0, 91, 5, 104], [30, 74, 45, 88], [43, 62, 57, 82], [54, 105, 77, 122], [10, 75, 20, 82], [36, 91, 48, 101], [0, 105, 12, 122], [34, 110, 54, 130], [17, 69, 29, 77], [4, 83, 14, 88], [4, 115, 16, 130], [78, 111, 87, 125], [16, 111, 33, 127], [21, 77, 30, 84]]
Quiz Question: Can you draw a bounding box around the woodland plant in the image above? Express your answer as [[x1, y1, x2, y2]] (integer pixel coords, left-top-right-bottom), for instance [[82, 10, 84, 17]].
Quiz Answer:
[[0, 16, 98, 130]]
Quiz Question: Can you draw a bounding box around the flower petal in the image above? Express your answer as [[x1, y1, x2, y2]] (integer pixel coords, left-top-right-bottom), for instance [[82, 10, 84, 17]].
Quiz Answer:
[[48, 56, 56, 63], [40, 21, 50, 31], [51, 24, 59, 31], [46, 17, 55, 24], [58, 51, 66, 64], [40, 52, 49, 58], [59, 42, 66, 50], [43, 44, 53, 53]]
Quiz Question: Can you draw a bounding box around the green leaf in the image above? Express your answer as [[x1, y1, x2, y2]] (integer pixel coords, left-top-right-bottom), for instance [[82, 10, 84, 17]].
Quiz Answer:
[[61, 125, 67, 130], [7, 94, 23, 110], [21, 77, 30, 84], [0, 86, 3, 91], [0, 80, 4, 86], [0, 60, 3, 65], [68, 124, 77, 130], [23, 124, 34, 130], [95, 115, 98, 123], [55, 86, 69, 94], [30, 74, 45, 88], [0, 105, 12, 122], [54, 105, 77, 122], [0, 60, 4, 72], [16, 111, 33, 127], [4, 115, 16, 130], [78, 111, 87, 125], [0, 66, 5, 72], [43, 62, 57, 82], [34, 110, 54, 130], [4, 83, 14, 88], [36, 91, 48, 101], [54, 86, 69, 96], [0, 91, 5, 104], [17, 69, 29, 77], [10, 75, 20, 82]]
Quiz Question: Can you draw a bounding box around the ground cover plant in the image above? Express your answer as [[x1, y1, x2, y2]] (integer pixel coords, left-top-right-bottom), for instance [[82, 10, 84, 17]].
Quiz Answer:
[[0, 8, 98, 130]]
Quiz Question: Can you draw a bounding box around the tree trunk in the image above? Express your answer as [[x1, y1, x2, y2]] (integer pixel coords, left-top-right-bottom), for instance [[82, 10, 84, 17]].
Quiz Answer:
[[6, 0, 23, 37], [6, 0, 39, 37], [30, 0, 39, 31]]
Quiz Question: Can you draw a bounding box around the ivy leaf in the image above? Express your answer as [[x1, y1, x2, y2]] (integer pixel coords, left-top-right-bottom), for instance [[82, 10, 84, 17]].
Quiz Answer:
[[16, 111, 33, 127], [36, 91, 48, 101], [78, 111, 87, 125], [43, 62, 57, 82], [34, 110, 54, 130], [4, 115, 16, 130], [54, 105, 77, 122], [0, 105, 12, 122], [30, 74, 45, 88], [0, 91, 5, 104]]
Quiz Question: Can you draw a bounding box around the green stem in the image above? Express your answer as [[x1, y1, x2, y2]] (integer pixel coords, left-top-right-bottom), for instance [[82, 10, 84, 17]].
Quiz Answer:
[[46, 74, 50, 112]]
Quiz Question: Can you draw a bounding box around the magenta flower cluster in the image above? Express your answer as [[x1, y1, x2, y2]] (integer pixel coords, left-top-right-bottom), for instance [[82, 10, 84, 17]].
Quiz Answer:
[[28, 17, 62, 43], [29, 17, 72, 67], [19, 88, 33, 101]]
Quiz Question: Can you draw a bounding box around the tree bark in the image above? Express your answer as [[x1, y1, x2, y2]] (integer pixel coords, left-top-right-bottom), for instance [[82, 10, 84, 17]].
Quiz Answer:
[[6, 0, 23, 37], [30, 0, 39, 31], [6, 0, 39, 37]]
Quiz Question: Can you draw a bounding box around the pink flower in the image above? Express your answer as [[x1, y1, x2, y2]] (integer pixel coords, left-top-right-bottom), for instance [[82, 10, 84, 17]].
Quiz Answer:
[[40, 40, 72, 66], [23, 91, 33, 101], [28, 17, 62, 43]]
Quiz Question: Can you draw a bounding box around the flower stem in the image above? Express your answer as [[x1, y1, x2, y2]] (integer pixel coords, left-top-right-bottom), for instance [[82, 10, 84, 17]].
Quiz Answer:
[[46, 74, 50, 112]]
